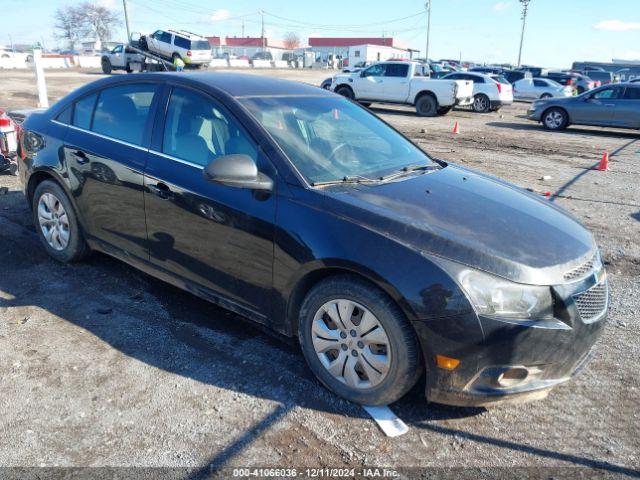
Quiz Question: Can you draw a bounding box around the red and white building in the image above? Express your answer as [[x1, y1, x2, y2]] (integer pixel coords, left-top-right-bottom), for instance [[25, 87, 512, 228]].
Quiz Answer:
[[306, 37, 417, 66]]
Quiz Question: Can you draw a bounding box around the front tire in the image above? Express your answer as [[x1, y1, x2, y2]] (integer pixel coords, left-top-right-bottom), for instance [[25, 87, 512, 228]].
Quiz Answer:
[[298, 275, 422, 405], [32, 180, 89, 263], [542, 107, 568, 130], [335, 85, 355, 99], [472, 94, 491, 113], [101, 58, 112, 74]]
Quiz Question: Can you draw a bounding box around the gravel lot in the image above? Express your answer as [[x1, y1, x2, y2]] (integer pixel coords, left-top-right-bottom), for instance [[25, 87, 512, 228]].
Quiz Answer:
[[0, 68, 639, 477]]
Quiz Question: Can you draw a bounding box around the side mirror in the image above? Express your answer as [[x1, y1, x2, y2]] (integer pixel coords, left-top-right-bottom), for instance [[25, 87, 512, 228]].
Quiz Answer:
[[203, 154, 273, 191]]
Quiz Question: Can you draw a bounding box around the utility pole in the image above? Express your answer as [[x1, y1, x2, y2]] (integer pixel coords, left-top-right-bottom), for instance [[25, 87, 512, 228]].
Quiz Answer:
[[8, 35, 13, 52], [425, 0, 432, 61], [242, 17, 245, 37], [122, 0, 131, 42], [260, 10, 265, 51], [517, 0, 531, 67]]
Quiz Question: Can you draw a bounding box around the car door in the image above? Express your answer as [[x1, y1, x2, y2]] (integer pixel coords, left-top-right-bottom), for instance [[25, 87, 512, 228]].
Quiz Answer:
[[110, 44, 125, 68], [611, 85, 640, 128], [382, 63, 411, 102], [143, 85, 277, 319], [353, 63, 386, 100], [513, 79, 532, 100], [147, 30, 163, 54], [570, 86, 620, 126], [159, 31, 173, 57], [62, 82, 159, 260]]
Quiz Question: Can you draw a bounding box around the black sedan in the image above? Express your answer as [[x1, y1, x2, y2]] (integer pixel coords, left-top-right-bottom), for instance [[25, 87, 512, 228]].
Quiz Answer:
[[18, 73, 607, 407], [527, 82, 640, 131]]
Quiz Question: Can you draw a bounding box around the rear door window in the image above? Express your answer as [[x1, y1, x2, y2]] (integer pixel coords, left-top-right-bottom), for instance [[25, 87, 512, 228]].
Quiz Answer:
[[174, 36, 190, 49], [73, 93, 97, 130], [384, 64, 409, 78], [92, 84, 158, 146], [533, 79, 547, 87]]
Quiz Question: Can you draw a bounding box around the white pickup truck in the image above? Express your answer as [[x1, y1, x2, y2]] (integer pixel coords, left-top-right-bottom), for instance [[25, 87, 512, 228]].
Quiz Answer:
[[330, 61, 474, 116], [101, 44, 145, 74]]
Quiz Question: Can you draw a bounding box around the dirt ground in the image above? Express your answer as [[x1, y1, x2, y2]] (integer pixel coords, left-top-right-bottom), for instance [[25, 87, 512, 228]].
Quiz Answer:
[[0, 68, 639, 477]]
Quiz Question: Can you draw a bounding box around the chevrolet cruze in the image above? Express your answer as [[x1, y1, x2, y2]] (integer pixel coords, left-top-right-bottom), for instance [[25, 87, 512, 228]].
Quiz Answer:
[[17, 73, 608, 406]]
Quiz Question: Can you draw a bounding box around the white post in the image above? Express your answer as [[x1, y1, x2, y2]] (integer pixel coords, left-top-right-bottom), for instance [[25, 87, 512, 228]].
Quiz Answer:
[[33, 49, 49, 108]]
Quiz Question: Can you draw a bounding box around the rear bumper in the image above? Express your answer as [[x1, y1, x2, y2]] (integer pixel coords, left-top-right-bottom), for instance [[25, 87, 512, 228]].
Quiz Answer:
[[490, 99, 513, 109], [417, 275, 608, 407]]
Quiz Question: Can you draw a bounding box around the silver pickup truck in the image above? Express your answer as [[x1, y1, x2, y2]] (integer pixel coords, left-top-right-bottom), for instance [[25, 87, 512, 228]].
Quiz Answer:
[[331, 61, 474, 116]]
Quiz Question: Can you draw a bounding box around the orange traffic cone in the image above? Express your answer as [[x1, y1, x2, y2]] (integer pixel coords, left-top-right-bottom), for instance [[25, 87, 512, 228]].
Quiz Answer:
[[452, 121, 460, 135], [597, 152, 609, 171]]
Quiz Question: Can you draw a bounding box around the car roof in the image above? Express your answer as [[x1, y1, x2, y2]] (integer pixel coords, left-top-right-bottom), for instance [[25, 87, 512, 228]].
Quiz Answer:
[[63, 72, 334, 101]]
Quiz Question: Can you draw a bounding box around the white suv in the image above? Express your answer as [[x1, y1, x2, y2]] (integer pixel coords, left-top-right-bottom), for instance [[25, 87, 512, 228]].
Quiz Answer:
[[141, 29, 212, 67], [442, 72, 513, 113]]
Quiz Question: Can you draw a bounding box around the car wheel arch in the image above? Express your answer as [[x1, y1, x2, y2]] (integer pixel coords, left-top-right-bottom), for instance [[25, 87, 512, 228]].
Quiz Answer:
[[27, 169, 78, 216], [334, 84, 355, 97], [414, 90, 437, 105], [285, 262, 418, 337]]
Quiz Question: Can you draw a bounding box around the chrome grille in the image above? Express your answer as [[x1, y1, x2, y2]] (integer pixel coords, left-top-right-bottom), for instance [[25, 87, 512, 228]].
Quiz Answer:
[[564, 254, 598, 282], [572, 281, 608, 322]]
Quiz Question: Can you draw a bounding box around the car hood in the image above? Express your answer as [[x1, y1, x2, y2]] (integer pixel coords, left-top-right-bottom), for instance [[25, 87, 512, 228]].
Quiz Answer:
[[323, 164, 595, 285]]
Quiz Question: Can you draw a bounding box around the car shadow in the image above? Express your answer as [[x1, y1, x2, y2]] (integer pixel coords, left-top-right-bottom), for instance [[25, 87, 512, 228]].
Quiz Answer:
[[486, 121, 640, 139]]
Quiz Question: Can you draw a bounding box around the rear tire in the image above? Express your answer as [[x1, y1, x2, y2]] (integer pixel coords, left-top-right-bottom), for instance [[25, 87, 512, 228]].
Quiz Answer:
[[298, 275, 423, 405], [542, 107, 568, 131], [472, 94, 491, 113], [415, 94, 438, 117], [32, 180, 89, 263], [335, 85, 355, 99], [101, 58, 112, 74]]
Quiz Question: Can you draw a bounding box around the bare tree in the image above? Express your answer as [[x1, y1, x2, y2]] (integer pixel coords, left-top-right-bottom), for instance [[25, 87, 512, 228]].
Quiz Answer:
[[53, 6, 84, 50], [283, 32, 300, 50], [77, 2, 120, 43]]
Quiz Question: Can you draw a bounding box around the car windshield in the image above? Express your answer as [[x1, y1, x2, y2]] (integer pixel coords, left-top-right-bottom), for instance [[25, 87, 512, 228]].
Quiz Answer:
[[240, 96, 435, 184]]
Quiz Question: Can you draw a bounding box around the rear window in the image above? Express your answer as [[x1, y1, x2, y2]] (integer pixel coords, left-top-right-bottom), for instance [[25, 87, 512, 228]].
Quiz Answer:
[[492, 75, 509, 84], [192, 40, 211, 50], [73, 93, 97, 129], [92, 84, 158, 146]]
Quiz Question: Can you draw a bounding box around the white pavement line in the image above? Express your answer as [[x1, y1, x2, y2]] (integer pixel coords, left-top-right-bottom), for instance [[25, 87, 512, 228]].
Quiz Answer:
[[362, 405, 409, 438]]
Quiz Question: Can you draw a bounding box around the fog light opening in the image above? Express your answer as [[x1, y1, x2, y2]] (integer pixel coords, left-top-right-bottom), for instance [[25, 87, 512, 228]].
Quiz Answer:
[[496, 367, 529, 388], [436, 355, 460, 370]]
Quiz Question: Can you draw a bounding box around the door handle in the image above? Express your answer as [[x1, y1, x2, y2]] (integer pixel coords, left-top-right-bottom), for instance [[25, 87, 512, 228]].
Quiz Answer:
[[148, 182, 173, 199], [70, 150, 89, 164]]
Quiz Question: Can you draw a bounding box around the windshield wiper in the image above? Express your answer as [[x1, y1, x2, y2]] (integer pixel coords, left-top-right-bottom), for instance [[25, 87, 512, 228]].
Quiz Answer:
[[378, 164, 440, 182], [312, 175, 378, 187]]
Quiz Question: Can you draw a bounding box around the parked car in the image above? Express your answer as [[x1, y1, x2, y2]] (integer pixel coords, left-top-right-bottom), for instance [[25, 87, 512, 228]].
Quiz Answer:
[[513, 78, 573, 101], [0, 109, 19, 175], [251, 51, 273, 62], [343, 61, 371, 73], [516, 66, 548, 78], [442, 72, 513, 112], [502, 69, 530, 84], [331, 61, 474, 116], [578, 71, 614, 86], [139, 29, 212, 66], [101, 44, 144, 74], [18, 73, 608, 407], [539, 71, 594, 93], [470, 66, 505, 75], [527, 82, 640, 131]]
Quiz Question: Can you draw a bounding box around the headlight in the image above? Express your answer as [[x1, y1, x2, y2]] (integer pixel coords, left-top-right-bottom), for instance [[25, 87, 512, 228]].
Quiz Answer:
[[435, 258, 554, 319]]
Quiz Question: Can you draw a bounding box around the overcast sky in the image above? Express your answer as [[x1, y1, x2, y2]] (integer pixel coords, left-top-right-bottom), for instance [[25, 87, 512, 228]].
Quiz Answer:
[[4, 0, 640, 67]]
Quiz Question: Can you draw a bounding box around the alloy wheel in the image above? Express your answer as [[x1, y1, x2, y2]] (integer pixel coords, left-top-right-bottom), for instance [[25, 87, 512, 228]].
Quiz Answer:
[[311, 299, 391, 389], [544, 111, 564, 129], [37, 192, 70, 251], [473, 95, 489, 112]]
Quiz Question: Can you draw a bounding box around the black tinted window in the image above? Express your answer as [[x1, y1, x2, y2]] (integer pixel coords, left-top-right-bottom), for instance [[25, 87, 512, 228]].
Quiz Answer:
[[92, 84, 157, 146], [470, 75, 485, 83], [533, 79, 547, 87], [160, 32, 172, 43], [174, 36, 189, 49], [73, 93, 97, 129], [384, 64, 409, 77], [623, 87, 640, 100], [163, 87, 257, 167], [56, 106, 72, 124]]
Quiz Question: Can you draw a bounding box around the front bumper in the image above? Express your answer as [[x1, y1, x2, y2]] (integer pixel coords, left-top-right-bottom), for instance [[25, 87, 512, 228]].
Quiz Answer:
[[526, 107, 542, 121], [416, 273, 608, 407], [490, 100, 513, 109]]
